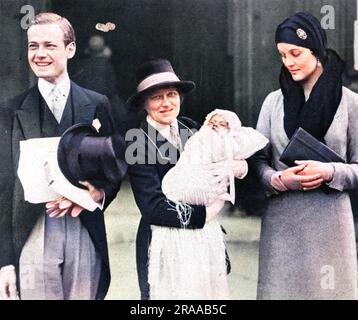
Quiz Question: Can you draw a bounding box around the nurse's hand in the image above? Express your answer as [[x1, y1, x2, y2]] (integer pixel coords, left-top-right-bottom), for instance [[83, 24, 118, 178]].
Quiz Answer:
[[205, 159, 248, 179], [205, 193, 231, 222]]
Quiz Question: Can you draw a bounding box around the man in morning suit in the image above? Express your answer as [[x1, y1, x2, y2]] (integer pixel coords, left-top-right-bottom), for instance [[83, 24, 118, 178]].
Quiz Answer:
[[0, 12, 119, 300]]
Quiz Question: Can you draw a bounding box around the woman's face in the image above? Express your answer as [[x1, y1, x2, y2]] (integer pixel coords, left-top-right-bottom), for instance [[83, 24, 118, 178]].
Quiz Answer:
[[277, 43, 320, 83], [144, 87, 180, 125]]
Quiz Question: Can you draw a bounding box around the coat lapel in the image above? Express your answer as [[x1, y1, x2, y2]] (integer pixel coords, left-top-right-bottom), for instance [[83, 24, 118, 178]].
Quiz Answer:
[[15, 87, 42, 140], [71, 81, 96, 124]]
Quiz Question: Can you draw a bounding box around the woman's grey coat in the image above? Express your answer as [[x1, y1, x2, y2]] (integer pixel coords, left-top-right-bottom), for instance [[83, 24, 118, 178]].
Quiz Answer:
[[252, 87, 358, 299]]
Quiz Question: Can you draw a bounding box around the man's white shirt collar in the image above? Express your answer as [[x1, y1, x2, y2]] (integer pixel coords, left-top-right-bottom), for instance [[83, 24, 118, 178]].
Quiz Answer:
[[38, 74, 71, 102]]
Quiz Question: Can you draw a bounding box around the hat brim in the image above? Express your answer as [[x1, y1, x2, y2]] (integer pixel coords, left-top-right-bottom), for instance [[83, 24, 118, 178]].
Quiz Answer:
[[58, 123, 98, 189], [126, 81, 195, 110]]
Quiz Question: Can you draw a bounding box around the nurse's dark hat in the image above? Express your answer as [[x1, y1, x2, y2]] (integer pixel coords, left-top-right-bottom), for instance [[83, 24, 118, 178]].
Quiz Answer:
[[126, 58, 195, 109]]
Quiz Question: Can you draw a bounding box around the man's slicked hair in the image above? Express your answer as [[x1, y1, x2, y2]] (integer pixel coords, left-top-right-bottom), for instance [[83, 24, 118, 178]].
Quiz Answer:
[[29, 12, 76, 46]]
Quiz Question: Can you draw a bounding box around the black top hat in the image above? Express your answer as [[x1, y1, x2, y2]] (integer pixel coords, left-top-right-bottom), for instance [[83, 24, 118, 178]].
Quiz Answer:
[[126, 58, 196, 109], [57, 123, 127, 190]]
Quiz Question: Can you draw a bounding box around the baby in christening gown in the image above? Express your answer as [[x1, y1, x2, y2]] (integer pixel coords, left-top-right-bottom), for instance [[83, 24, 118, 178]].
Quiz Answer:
[[148, 109, 268, 300], [162, 108, 269, 208]]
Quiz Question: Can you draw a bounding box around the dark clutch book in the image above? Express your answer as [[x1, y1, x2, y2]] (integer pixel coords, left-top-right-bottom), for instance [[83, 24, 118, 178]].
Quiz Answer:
[[280, 127, 345, 167]]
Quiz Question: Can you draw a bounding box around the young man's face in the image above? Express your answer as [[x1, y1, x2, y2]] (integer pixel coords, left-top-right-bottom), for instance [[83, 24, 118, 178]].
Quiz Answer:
[[27, 24, 76, 84]]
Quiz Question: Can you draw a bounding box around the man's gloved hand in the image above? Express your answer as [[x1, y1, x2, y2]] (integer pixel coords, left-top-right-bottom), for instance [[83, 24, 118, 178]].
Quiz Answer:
[[45, 181, 105, 218], [46, 197, 84, 218], [0, 265, 18, 300], [79, 181, 105, 203]]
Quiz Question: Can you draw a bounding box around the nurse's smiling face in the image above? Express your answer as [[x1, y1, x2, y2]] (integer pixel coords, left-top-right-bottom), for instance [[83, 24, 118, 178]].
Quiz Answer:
[[144, 87, 181, 125]]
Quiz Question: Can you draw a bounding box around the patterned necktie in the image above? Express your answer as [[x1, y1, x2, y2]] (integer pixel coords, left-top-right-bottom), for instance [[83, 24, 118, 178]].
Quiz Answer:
[[50, 86, 64, 123], [169, 124, 183, 152]]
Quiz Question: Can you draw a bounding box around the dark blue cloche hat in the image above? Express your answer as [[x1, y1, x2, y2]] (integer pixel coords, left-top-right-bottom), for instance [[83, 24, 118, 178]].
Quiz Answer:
[[126, 58, 196, 109], [275, 12, 328, 63], [57, 123, 127, 190]]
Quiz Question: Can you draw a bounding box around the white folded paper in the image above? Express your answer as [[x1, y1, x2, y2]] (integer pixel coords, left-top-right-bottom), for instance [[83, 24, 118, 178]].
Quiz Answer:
[[17, 137, 99, 212]]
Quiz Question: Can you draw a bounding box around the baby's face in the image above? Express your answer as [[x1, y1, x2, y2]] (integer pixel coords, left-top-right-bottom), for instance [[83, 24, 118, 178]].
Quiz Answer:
[[207, 114, 229, 133]]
